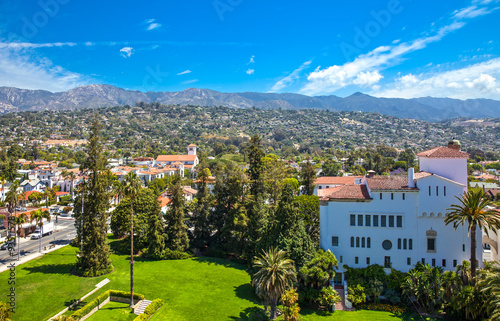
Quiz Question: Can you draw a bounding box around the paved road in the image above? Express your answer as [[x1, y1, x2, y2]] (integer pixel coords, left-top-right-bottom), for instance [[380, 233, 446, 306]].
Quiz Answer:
[[0, 218, 76, 267]]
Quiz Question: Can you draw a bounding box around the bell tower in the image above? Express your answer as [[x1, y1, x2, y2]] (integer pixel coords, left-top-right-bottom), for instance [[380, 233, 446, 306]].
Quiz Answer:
[[187, 144, 197, 156]]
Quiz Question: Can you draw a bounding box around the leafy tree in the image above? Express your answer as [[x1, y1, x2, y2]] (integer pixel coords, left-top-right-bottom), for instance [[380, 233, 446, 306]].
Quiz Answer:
[[347, 284, 366, 306], [252, 247, 296, 320], [246, 134, 265, 196], [0, 301, 11, 321], [74, 117, 111, 277], [164, 175, 189, 251], [322, 159, 341, 176], [296, 195, 320, 245], [7, 144, 24, 159], [31, 209, 51, 253], [300, 157, 316, 196], [445, 188, 500, 283], [318, 287, 341, 311]]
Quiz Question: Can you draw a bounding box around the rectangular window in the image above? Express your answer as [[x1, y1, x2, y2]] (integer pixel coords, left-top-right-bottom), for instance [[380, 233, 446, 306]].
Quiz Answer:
[[389, 216, 395, 227], [444, 186, 446, 196], [422, 258, 425, 264], [355, 257, 359, 264], [391, 193, 394, 200], [429, 186, 431, 196], [436, 186, 439, 196], [381, 215, 387, 227], [358, 215, 363, 227], [365, 215, 371, 227], [366, 257, 370, 265], [384, 256, 391, 268], [409, 239, 413, 250], [380, 193, 383, 200], [402, 193, 405, 200], [373, 215, 379, 227], [340, 256, 343, 263], [442, 259, 446, 267], [397, 216, 403, 228], [350, 215, 355, 226], [427, 238, 436, 252], [463, 244, 465, 252], [453, 260, 457, 267], [432, 259, 436, 267], [407, 257, 411, 265], [332, 236, 339, 247]]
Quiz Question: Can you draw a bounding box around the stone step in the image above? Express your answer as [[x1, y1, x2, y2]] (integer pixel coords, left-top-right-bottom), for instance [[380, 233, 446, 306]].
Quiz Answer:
[[134, 299, 153, 315]]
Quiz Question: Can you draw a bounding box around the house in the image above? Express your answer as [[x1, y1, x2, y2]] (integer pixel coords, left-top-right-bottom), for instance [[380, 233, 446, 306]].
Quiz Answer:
[[314, 176, 363, 195], [319, 140, 476, 283], [20, 179, 46, 192], [155, 144, 199, 176]]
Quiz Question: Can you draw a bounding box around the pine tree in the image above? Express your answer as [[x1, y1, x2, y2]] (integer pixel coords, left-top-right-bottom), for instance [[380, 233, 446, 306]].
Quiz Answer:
[[192, 168, 213, 250], [164, 175, 189, 252], [147, 209, 166, 259], [75, 117, 111, 276], [246, 134, 265, 196]]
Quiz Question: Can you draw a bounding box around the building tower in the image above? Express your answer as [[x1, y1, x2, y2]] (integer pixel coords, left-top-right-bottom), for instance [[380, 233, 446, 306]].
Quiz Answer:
[[187, 144, 197, 156]]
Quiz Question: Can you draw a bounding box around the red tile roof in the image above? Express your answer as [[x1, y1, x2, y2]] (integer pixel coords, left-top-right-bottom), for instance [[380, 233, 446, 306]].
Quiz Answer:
[[156, 155, 197, 162], [315, 176, 363, 185], [416, 146, 470, 158], [319, 184, 371, 200], [414, 171, 433, 180], [187, 144, 197, 147], [367, 176, 416, 190]]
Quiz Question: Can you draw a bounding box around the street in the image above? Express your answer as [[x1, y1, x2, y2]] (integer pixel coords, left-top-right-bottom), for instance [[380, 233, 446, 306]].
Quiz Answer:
[[0, 218, 76, 267]]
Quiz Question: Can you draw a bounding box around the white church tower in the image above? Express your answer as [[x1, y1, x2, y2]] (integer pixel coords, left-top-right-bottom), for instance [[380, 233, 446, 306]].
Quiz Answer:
[[187, 144, 197, 156]]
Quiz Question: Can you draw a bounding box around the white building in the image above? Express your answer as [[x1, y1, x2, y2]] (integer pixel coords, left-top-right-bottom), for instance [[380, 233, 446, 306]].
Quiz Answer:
[[319, 141, 478, 283]]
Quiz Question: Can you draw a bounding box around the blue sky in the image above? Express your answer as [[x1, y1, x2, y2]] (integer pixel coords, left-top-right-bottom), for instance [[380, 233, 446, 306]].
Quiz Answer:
[[1, 0, 500, 99]]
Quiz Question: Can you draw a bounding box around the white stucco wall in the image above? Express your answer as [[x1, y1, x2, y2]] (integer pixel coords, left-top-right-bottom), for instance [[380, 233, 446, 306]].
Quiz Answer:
[[419, 157, 468, 186]]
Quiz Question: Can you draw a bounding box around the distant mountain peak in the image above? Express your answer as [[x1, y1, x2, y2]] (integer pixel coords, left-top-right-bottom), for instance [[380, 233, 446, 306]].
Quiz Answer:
[[0, 85, 498, 121]]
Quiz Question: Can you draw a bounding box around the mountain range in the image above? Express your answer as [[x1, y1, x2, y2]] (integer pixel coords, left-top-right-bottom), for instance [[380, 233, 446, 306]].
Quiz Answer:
[[0, 84, 499, 121]]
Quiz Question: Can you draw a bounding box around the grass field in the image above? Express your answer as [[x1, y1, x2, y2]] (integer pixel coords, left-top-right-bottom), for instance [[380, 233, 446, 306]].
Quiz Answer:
[[0, 239, 435, 321], [86, 301, 136, 321]]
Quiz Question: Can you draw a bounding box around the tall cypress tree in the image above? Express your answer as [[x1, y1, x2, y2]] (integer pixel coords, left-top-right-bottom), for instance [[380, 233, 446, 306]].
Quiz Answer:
[[147, 208, 166, 259], [246, 134, 265, 196], [300, 157, 316, 196], [164, 175, 189, 252], [75, 117, 111, 276]]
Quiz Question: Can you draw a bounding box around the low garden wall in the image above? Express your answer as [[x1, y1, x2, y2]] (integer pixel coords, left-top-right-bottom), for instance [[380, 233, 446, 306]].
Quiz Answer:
[[71, 290, 145, 320]]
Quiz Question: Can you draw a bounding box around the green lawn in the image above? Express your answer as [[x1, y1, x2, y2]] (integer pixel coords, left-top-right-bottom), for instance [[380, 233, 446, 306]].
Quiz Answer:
[[0, 241, 436, 321], [86, 301, 136, 321]]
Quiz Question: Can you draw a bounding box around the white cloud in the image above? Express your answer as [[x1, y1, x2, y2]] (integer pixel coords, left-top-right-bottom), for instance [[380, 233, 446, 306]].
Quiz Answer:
[[145, 18, 162, 31], [120, 47, 134, 58], [352, 71, 384, 87], [452, 5, 493, 19], [270, 60, 312, 92], [370, 58, 500, 99], [181, 79, 199, 85], [0, 46, 89, 92], [299, 22, 464, 96], [177, 70, 192, 75], [246, 68, 254, 75], [248, 55, 255, 64], [0, 42, 77, 49]]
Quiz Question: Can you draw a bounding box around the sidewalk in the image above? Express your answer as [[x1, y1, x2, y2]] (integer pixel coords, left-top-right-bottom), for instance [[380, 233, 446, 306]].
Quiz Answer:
[[0, 242, 69, 273]]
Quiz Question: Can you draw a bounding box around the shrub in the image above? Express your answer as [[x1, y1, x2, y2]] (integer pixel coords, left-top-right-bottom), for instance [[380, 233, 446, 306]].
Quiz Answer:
[[161, 249, 191, 260], [63, 206, 73, 213], [347, 284, 366, 306], [71, 290, 145, 319], [317, 287, 341, 309]]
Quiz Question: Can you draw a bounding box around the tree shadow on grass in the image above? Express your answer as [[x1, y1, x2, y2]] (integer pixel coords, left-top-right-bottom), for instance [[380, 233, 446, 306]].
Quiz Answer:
[[299, 307, 334, 318], [22, 263, 75, 275], [192, 256, 248, 271], [229, 306, 267, 321], [233, 283, 260, 304]]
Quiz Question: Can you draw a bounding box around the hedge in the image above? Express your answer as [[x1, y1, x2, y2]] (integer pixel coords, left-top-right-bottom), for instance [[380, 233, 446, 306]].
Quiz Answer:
[[133, 298, 164, 321], [71, 290, 145, 320]]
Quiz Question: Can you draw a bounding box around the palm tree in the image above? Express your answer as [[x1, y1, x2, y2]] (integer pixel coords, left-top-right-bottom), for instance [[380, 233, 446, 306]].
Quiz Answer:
[[123, 172, 142, 307], [480, 263, 500, 320], [252, 247, 297, 319], [445, 188, 500, 284], [5, 181, 24, 260], [31, 209, 51, 253]]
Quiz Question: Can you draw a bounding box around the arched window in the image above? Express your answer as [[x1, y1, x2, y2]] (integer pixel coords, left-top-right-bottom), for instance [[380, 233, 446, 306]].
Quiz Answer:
[[403, 238, 407, 250], [409, 239, 413, 250], [356, 237, 360, 248], [367, 237, 371, 248], [398, 238, 401, 249], [362, 237, 365, 248], [351, 237, 354, 247]]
